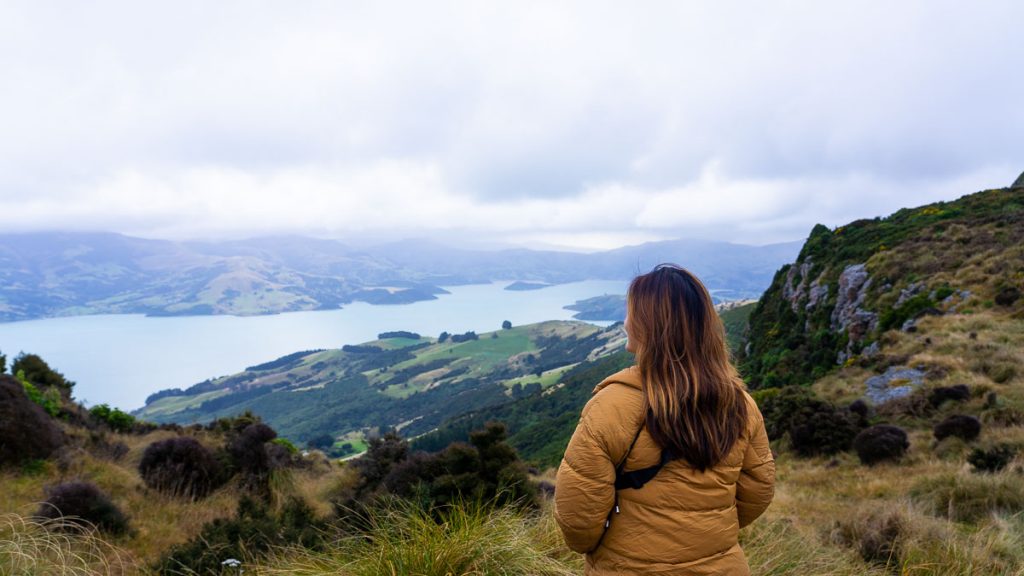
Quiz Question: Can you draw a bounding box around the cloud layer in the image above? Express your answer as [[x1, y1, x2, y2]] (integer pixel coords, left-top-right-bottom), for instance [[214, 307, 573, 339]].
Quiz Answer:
[[1, 1, 1021, 249]]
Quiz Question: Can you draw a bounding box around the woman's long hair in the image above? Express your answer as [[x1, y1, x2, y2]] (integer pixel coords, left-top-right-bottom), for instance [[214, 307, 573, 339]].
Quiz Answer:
[[627, 264, 748, 472]]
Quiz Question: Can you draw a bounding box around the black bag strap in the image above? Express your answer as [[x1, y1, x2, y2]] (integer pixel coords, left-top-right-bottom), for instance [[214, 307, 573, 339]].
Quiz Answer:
[[615, 448, 676, 490]]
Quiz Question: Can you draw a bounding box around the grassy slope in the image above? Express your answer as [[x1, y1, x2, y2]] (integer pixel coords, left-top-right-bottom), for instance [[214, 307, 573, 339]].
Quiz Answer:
[[741, 185, 1024, 388], [137, 321, 609, 448]]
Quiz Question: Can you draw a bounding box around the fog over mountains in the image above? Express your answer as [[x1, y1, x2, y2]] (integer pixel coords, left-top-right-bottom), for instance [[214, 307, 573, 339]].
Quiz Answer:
[[0, 232, 801, 322]]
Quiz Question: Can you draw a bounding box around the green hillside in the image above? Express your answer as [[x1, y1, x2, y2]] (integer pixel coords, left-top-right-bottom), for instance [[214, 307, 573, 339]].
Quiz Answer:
[[136, 321, 623, 453], [739, 186, 1024, 389]]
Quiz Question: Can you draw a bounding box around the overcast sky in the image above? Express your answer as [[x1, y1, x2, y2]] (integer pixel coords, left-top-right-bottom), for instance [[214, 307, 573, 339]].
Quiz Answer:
[[1, 1, 1021, 250]]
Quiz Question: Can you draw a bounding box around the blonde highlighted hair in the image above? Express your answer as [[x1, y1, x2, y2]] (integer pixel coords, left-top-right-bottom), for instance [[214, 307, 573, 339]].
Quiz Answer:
[[627, 264, 748, 471]]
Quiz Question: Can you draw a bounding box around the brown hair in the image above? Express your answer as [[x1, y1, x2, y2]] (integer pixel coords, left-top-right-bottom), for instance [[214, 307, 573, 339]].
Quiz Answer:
[[627, 264, 748, 471]]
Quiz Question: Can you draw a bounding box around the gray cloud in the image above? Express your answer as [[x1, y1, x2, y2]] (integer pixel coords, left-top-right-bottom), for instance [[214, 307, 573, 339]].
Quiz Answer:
[[0, 1, 1021, 249]]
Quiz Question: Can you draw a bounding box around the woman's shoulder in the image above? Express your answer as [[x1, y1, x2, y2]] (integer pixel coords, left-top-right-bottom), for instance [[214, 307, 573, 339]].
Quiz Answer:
[[592, 365, 642, 395], [580, 366, 645, 442]]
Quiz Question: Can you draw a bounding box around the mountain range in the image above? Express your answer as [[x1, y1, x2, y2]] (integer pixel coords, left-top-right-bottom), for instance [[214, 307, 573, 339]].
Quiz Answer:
[[0, 232, 800, 322]]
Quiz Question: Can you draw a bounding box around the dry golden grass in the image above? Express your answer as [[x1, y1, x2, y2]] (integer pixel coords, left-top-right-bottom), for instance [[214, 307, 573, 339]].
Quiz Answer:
[[0, 513, 140, 575]]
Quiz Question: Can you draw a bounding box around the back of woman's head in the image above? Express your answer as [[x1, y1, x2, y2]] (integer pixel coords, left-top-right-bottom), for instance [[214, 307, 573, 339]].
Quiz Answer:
[[627, 264, 748, 471]]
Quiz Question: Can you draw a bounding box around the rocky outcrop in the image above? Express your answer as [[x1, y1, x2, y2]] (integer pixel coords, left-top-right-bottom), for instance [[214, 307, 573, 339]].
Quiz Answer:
[[1013, 171, 1024, 189], [831, 264, 878, 362], [864, 366, 925, 404], [782, 259, 814, 313]]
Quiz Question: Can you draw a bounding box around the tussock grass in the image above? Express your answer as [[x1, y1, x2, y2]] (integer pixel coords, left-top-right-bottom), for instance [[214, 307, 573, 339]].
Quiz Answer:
[[0, 512, 140, 575], [258, 499, 579, 576], [910, 471, 1024, 522]]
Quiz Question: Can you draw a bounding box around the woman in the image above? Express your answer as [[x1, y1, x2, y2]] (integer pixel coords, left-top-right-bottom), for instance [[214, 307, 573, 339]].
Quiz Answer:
[[555, 264, 775, 575]]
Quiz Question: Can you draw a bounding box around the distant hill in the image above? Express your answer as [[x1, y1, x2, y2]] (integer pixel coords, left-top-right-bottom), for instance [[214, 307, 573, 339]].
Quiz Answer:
[[135, 320, 626, 453], [0, 232, 800, 322]]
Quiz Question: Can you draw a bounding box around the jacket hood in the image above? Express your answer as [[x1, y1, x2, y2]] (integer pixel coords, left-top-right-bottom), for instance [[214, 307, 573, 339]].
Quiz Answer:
[[593, 365, 641, 394]]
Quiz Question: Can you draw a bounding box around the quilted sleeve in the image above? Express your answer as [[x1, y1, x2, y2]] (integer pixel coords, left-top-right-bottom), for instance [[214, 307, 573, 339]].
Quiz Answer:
[[736, 400, 775, 528], [554, 399, 616, 553]]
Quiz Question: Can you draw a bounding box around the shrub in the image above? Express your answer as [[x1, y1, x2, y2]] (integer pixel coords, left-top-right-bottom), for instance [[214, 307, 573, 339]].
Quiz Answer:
[[228, 423, 284, 495], [11, 353, 74, 394], [848, 399, 871, 421], [933, 414, 982, 442], [967, 444, 1018, 473], [0, 375, 65, 467], [88, 404, 136, 433], [853, 425, 909, 465], [759, 386, 824, 441], [788, 406, 862, 457], [35, 481, 129, 535], [155, 496, 326, 575], [927, 384, 970, 407], [139, 436, 224, 499], [342, 424, 537, 513], [994, 286, 1021, 306]]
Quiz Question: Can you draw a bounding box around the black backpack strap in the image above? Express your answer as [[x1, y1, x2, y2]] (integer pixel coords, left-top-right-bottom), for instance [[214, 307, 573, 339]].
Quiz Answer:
[[615, 449, 674, 490]]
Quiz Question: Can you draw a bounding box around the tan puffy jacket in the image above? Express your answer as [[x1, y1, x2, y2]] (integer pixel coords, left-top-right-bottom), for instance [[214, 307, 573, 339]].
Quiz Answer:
[[555, 366, 775, 575]]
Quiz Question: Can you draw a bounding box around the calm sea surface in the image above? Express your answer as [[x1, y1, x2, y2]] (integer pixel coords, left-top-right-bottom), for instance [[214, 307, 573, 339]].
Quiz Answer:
[[0, 280, 626, 410]]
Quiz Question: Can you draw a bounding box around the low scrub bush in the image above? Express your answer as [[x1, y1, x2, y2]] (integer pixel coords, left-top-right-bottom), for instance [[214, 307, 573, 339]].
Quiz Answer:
[[156, 496, 327, 575], [0, 375, 65, 467], [967, 444, 1018, 473], [933, 414, 982, 442], [338, 423, 537, 513], [11, 353, 74, 394], [87, 404, 135, 433], [910, 472, 1024, 522], [994, 286, 1021, 306], [229, 423, 277, 473], [139, 436, 225, 499], [853, 425, 909, 465], [927, 384, 970, 407], [788, 407, 862, 457], [35, 481, 129, 535]]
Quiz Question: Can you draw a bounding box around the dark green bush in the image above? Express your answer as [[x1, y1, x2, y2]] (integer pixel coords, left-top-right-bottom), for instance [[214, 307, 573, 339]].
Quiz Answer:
[[11, 353, 74, 394], [967, 444, 1017, 473], [759, 386, 822, 441], [789, 407, 861, 457], [994, 286, 1020, 306], [139, 436, 225, 499], [853, 425, 909, 465], [933, 414, 982, 442], [878, 293, 936, 332], [758, 386, 862, 456], [36, 481, 129, 535], [339, 423, 537, 514], [88, 404, 136, 433], [155, 496, 326, 575], [0, 375, 65, 467], [928, 385, 970, 407]]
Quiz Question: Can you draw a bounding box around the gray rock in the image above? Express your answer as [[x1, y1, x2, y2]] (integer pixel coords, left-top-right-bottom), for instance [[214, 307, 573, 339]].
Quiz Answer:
[[783, 259, 815, 313], [864, 367, 926, 404], [831, 264, 873, 332], [895, 282, 925, 308], [1013, 170, 1024, 188], [861, 341, 881, 358], [902, 318, 917, 332], [807, 281, 829, 310]]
